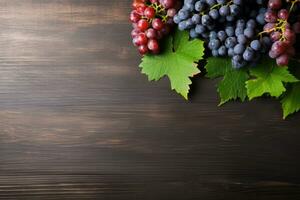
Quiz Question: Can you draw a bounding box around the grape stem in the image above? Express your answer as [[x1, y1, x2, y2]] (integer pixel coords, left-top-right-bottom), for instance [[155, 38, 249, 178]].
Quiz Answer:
[[289, 0, 300, 12], [149, 3, 169, 23], [258, 18, 289, 41]]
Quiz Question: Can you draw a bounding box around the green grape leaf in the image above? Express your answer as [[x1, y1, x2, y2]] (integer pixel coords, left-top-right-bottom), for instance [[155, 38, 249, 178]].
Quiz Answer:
[[246, 58, 298, 100], [139, 29, 204, 99], [205, 57, 249, 105], [281, 83, 300, 119], [281, 61, 300, 119]]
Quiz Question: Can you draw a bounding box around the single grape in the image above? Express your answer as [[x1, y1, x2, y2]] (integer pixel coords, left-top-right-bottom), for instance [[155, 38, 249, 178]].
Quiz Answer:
[[230, 4, 240, 16], [152, 18, 164, 30], [268, 0, 282, 10], [131, 29, 141, 38], [250, 40, 262, 51], [201, 15, 212, 26], [237, 34, 247, 44], [276, 54, 289, 66], [148, 39, 159, 51], [219, 6, 230, 16], [244, 27, 255, 38], [225, 26, 234, 37], [130, 11, 141, 23], [236, 19, 246, 28], [256, 13, 266, 25], [161, 0, 175, 9], [208, 39, 221, 50], [283, 29, 296, 44], [218, 45, 227, 56], [243, 47, 255, 61], [225, 37, 237, 48], [178, 9, 189, 20], [192, 14, 201, 24], [232, 55, 247, 69], [246, 19, 256, 29], [137, 19, 150, 31], [209, 31, 218, 39], [194, 1, 206, 12], [271, 41, 286, 56], [145, 28, 157, 39], [136, 33, 148, 45], [265, 11, 278, 23], [138, 44, 149, 54], [235, 27, 244, 36], [144, 7, 156, 19], [234, 44, 246, 55], [178, 21, 187, 30], [195, 24, 206, 34], [209, 9, 219, 20], [228, 48, 235, 56], [277, 9, 289, 20], [217, 30, 227, 42], [190, 28, 199, 38], [167, 8, 177, 17]]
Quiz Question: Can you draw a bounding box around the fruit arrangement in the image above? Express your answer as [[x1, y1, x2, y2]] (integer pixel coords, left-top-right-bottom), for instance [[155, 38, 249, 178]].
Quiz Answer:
[[130, 0, 300, 119]]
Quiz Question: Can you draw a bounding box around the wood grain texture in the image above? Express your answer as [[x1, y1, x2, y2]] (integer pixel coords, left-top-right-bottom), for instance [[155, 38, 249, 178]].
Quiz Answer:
[[1, 0, 300, 199]]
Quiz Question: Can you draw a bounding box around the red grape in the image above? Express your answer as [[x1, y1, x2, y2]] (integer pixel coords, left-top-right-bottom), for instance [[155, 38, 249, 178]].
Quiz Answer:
[[270, 31, 281, 41], [283, 28, 296, 44], [132, 37, 139, 46], [137, 19, 150, 31], [269, 50, 279, 58], [264, 23, 276, 32], [265, 11, 278, 23], [136, 33, 148, 45], [138, 45, 149, 54], [278, 9, 289, 20], [145, 28, 157, 39], [276, 54, 289, 66], [152, 18, 164, 30], [130, 11, 141, 23], [271, 41, 286, 55], [136, 4, 147, 15], [144, 7, 156, 19], [160, 0, 175, 9], [268, 0, 282, 10], [167, 8, 177, 17], [148, 39, 159, 51], [131, 29, 140, 38]]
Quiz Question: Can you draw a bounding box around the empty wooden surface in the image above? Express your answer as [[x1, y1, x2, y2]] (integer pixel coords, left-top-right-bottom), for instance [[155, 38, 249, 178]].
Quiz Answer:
[[1, 0, 300, 199]]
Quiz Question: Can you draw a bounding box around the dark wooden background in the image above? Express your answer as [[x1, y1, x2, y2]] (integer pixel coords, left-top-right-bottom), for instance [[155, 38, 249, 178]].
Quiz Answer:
[[1, 0, 300, 199]]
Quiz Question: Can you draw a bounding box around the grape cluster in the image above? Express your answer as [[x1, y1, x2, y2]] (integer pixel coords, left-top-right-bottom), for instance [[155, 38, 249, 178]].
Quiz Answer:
[[173, 0, 271, 68], [174, 0, 244, 37], [130, 0, 181, 55], [262, 0, 300, 66]]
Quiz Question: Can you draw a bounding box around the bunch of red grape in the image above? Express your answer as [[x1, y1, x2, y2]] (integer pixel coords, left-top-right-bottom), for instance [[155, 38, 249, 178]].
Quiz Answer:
[[130, 0, 181, 55], [263, 0, 300, 65]]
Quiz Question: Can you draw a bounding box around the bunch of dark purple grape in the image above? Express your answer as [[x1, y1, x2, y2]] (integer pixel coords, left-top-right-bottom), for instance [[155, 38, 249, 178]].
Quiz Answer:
[[173, 0, 300, 68]]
